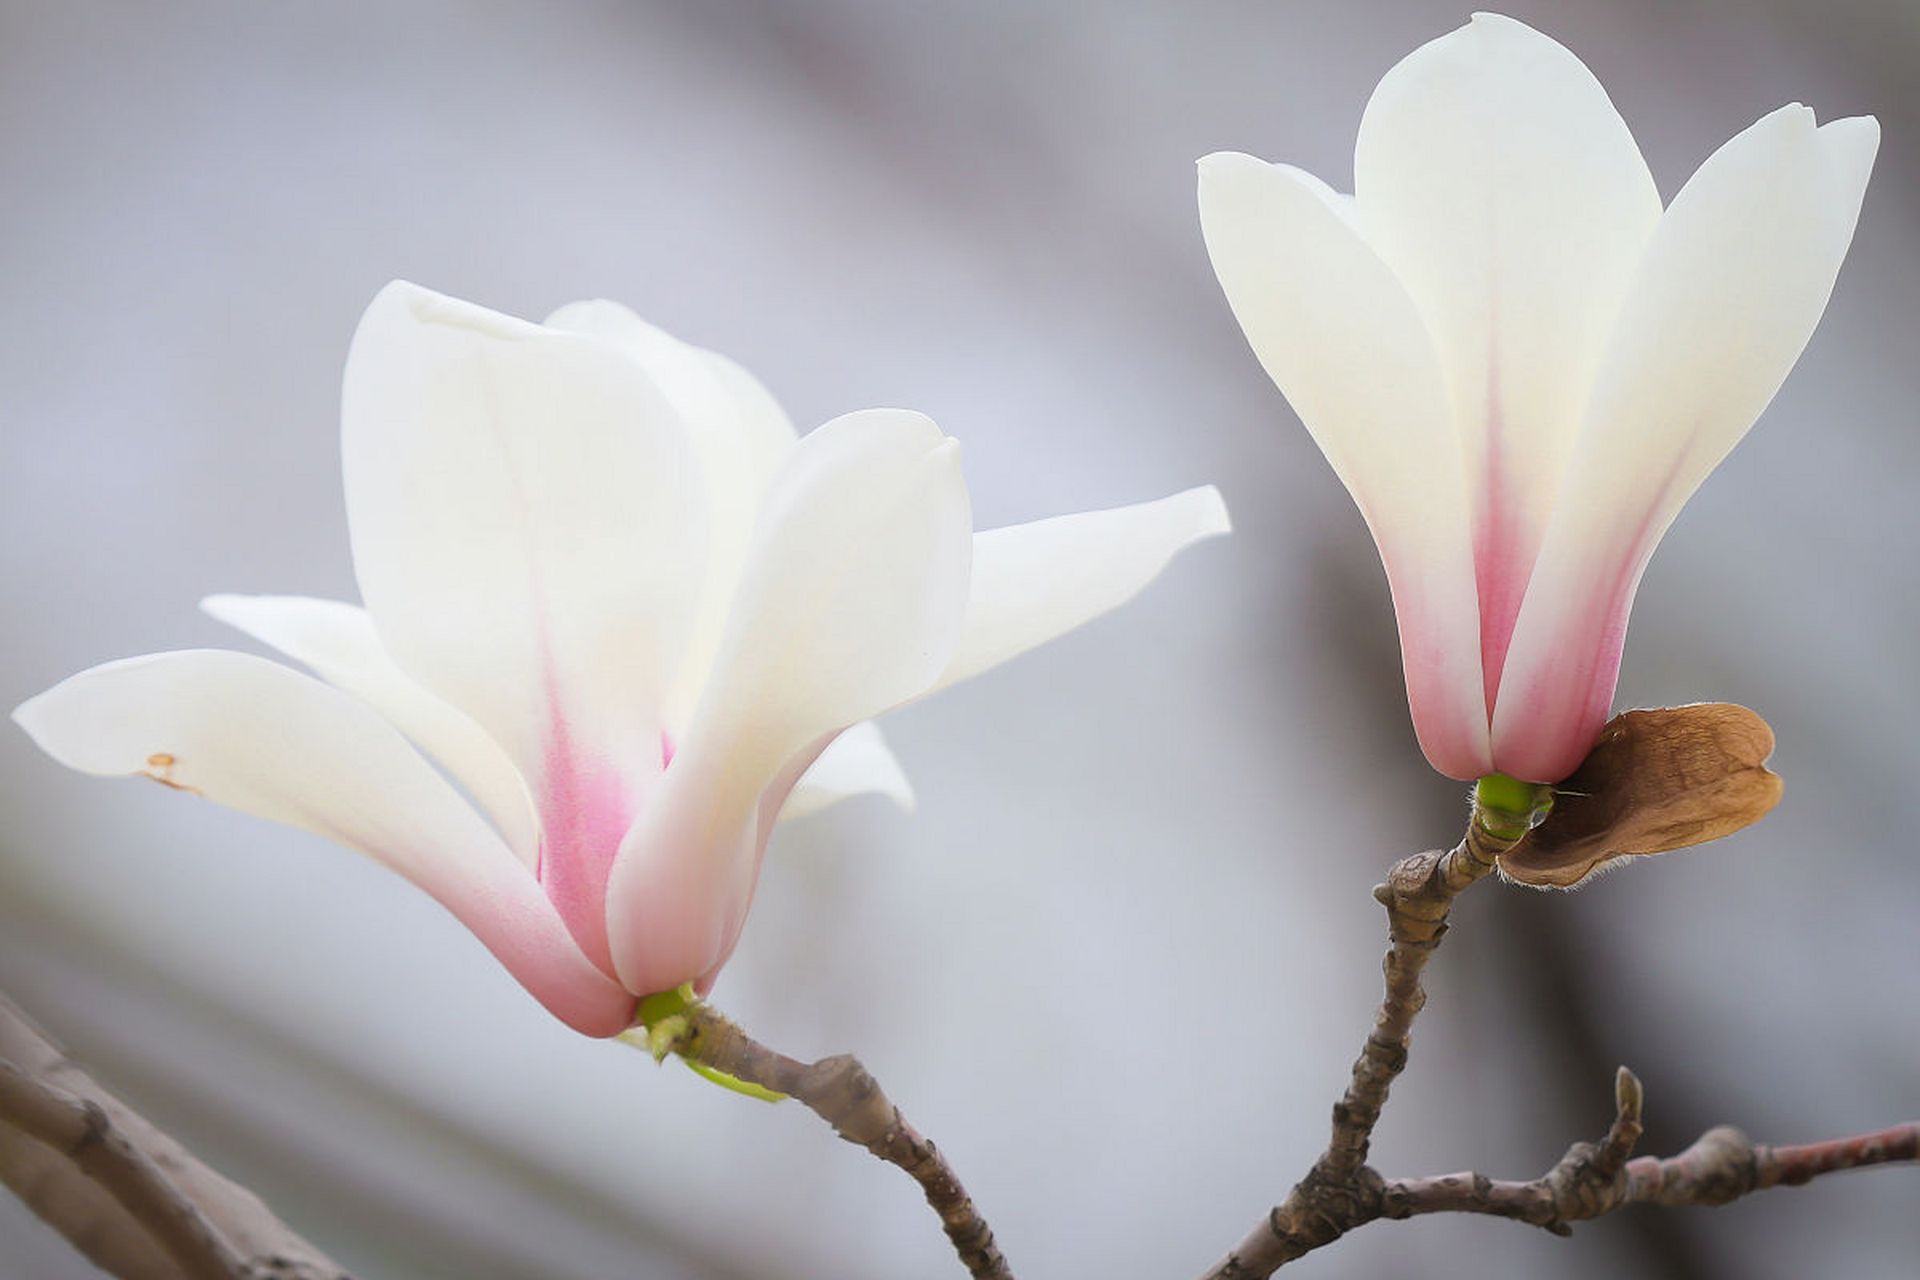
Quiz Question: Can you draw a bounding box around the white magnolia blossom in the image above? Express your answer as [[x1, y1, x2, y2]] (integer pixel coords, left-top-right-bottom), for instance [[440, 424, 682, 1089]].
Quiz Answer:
[[14, 282, 1228, 1035], [1200, 12, 1876, 783]]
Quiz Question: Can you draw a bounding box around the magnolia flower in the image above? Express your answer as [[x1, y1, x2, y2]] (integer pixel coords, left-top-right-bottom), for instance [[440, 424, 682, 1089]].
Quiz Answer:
[[14, 282, 1228, 1036], [1199, 12, 1876, 783]]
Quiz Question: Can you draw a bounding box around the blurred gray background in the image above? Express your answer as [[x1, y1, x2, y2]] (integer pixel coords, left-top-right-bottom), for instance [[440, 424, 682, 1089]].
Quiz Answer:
[[1, 2, 1915, 1277]]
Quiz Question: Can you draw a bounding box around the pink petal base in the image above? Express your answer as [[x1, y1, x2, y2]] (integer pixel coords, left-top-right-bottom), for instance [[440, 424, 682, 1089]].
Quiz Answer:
[[610, 734, 837, 1000], [1387, 568, 1493, 782], [1490, 471, 1680, 783], [408, 848, 638, 1037]]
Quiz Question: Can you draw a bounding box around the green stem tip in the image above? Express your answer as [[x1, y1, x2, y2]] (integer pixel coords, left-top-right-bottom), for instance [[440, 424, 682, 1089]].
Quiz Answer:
[[1474, 772, 1554, 839], [635, 982, 699, 1029], [682, 1059, 788, 1104], [629, 983, 789, 1104]]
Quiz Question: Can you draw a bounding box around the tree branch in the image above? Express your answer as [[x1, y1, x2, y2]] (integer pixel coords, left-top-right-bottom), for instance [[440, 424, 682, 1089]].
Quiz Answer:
[[1196, 796, 1919, 1278], [1625, 1118, 1920, 1205], [1379, 1064, 1648, 1233], [1198, 803, 1529, 1278], [0, 1057, 246, 1279], [655, 1001, 1014, 1280], [1382, 1072, 1918, 1228], [0, 992, 349, 1280], [1318, 809, 1521, 1183]]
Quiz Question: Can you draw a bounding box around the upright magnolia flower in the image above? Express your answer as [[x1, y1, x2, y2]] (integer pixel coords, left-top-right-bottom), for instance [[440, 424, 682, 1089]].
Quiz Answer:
[[14, 282, 1228, 1036], [1199, 13, 1876, 783]]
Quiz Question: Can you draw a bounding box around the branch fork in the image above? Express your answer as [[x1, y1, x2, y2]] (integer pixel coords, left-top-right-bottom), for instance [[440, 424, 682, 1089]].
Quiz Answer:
[[1199, 742, 1916, 1277]]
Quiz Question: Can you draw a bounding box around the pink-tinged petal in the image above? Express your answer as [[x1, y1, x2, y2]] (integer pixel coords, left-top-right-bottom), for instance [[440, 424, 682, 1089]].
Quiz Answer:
[[341, 282, 709, 868], [1493, 107, 1877, 782], [605, 409, 972, 995], [626, 735, 827, 1002], [1354, 13, 1662, 703], [344, 283, 731, 968], [780, 721, 914, 821], [1199, 152, 1490, 778], [544, 300, 800, 736], [11, 651, 633, 1036], [929, 486, 1230, 695], [532, 667, 646, 975], [201, 594, 541, 867]]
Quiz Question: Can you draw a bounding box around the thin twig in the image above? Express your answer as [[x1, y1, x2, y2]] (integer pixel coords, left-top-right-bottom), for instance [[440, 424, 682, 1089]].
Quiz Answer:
[[0, 992, 350, 1280], [659, 1002, 1013, 1280], [1199, 804, 1530, 1278], [1381, 1074, 1917, 1227], [1627, 1118, 1920, 1204], [1379, 1064, 1649, 1233], [1319, 810, 1519, 1182]]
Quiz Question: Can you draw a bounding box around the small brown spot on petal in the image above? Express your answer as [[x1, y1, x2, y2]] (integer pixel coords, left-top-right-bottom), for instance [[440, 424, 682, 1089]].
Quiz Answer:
[[140, 752, 202, 796]]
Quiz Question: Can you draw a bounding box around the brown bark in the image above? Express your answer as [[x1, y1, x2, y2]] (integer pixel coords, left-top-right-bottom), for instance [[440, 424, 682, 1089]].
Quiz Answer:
[[655, 1003, 1013, 1280], [1382, 1085, 1918, 1229], [0, 993, 349, 1280], [1196, 774, 1915, 1278], [1199, 805, 1531, 1278]]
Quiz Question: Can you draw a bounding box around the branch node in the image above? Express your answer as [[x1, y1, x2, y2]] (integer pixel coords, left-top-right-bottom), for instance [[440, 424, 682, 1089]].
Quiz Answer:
[[70, 1097, 112, 1157]]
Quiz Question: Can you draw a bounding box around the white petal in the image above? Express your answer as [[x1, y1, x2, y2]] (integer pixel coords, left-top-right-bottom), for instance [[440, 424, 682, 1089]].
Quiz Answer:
[[605, 409, 972, 995], [1354, 11, 1663, 691], [342, 282, 706, 804], [11, 651, 633, 1035], [543, 299, 797, 476], [545, 300, 799, 733], [930, 485, 1230, 694], [1199, 151, 1490, 778], [779, 721, 915, 821], [201, 594, 541, 867], [674, 408, 973, 786], [1493, 107, 1878, 782]]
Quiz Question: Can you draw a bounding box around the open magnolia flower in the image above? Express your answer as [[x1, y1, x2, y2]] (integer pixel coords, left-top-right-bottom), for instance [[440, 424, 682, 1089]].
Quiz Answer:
[[14, 282, 1228, 1036], [1199, 12, 1876, 783]]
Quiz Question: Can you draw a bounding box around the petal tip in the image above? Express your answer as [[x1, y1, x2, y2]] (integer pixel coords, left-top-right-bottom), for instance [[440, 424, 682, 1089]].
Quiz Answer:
[[1755, 102, 1817, 135], [1820, 113, 1882, 160], [1196, 152, 1279, 203], [9, 691, 45, 738], [544, 297, 651, 336], [10, 675, 90, 766], [198, 593, 243, 623], [369, 277, 424, 301], [365, 278, 436, 321], [819, 406, 950, 454], [364, 279, 537, 344], [869, 761, 917, 815], [1459, 11, 1553, 50], [1190, 484, 1233, 537], [1197, 150, 1261, 176]]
